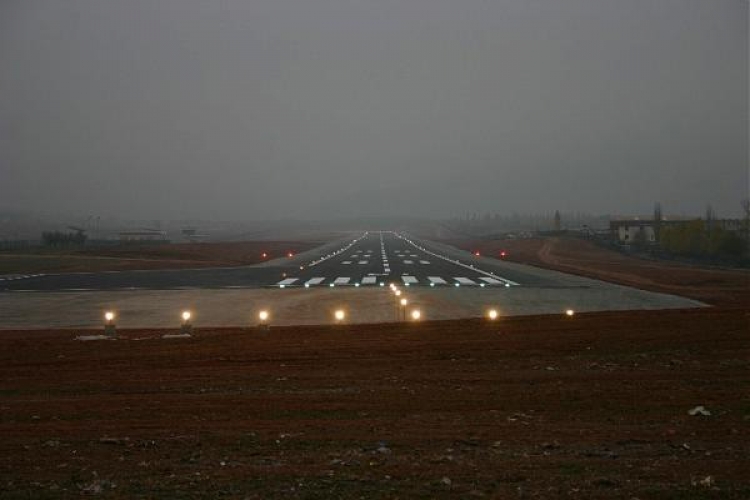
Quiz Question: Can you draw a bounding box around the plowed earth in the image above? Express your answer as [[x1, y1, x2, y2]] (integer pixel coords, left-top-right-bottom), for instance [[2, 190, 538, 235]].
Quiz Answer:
[[1, 307, 748, 499]]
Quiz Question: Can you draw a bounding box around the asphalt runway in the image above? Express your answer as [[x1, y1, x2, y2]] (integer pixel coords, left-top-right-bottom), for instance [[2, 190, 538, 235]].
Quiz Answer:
[[0, 231, 562, 292], [0, 232, 704, 328]]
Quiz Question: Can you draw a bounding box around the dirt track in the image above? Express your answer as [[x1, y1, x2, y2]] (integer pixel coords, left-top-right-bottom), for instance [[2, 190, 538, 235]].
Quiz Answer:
[[453, 237, 750, 307], [1, 308, 748, 499]]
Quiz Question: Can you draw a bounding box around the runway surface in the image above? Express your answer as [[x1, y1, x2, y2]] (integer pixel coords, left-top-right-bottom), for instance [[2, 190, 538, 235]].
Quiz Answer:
[[0, 231, 563, 292], [0, 232, 704, 328]]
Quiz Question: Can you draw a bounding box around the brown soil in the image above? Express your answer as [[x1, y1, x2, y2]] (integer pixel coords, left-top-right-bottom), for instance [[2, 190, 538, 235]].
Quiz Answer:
[[1, 308, 748, 499], [452, 237, 750, 308], [0, 241, 320, 275]]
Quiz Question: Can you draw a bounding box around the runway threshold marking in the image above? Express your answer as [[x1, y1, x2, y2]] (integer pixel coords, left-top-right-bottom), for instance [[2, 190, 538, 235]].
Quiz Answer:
[[305, 277, 326, 286], [401, 276, 418, 285], [334, 277, 351, 285], [361, 276, 377, 285], [277, 278, 299, 286], [454, 277, 477, 285], [395, 234, 520, 286], [428, 276, 448, 285]]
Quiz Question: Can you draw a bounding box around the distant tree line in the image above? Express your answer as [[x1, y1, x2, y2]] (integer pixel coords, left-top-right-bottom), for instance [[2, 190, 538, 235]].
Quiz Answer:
[[41, 231, 87, 247], [447, 211, 609, 235], [658, 220, 745, 260]]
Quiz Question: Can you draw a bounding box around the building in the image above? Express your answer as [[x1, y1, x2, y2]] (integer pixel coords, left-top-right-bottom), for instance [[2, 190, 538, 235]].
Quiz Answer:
[[610, 220, 657, 245], [610, 218, 744, 245], [118, 229, 168, 243]]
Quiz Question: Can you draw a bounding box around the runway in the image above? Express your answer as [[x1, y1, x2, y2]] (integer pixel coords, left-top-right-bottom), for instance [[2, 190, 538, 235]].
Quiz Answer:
[[0, 232, 705, 328], [0, 231, 560, 292]]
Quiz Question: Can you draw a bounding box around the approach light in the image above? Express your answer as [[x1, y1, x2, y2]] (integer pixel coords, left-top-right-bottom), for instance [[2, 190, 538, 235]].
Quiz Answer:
[[103, 311, 117, 336], [305, 283, 310, 288], [400, 298, 408, 307], [182, 311, 192, 322], [259, 310, 269, 322], [500, 251, 507, 258], [334, 309, 346, 321], [475, 251, 481, 256], [411, 309, 422, 321], [565, 309, 575, 317], [487, 309, 499, 320], [395, 290, 402, 296]]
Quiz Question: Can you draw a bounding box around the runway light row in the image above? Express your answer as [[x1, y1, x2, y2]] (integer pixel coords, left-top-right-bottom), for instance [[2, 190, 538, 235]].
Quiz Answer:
[[100, 306, 577, 332]]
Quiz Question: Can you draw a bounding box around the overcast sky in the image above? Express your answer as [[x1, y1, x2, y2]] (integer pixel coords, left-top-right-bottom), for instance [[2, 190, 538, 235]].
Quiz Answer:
[[0, 0, 747, 220]]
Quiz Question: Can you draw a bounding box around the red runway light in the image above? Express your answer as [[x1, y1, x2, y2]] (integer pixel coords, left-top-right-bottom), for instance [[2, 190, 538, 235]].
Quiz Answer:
[[261, 252, 268, 258], [474, 251, 480, 256], [500, 251, 507, 258], [287, 252, 294, 258]]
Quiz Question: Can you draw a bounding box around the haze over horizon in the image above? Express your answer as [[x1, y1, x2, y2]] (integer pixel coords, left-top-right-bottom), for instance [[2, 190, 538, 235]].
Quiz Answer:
[[1, 0, 747, 221]]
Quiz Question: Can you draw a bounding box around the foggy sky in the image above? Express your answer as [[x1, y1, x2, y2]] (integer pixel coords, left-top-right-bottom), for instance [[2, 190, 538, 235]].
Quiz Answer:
[[1, 0, 747, 220]]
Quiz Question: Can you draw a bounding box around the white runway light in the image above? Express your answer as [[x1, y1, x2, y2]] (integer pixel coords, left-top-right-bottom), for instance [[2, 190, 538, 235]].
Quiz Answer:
[[410, 309, 421, 321], [565, 309, 575, 317], [259, 310, 269, 322], [334, 309, 346, 322], [181, 311, 192, 322], [487, 309, 499, 320], [104, 311, 115, 322]]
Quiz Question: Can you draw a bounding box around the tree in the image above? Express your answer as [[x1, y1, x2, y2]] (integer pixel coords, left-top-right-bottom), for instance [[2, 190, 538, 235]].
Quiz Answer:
[[653, 202, 663, 242]]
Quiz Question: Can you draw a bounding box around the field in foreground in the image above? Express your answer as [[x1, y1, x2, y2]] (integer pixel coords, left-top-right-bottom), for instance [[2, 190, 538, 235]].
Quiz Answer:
[[1, 308, 748, 499], [0, 241, 321, 275]]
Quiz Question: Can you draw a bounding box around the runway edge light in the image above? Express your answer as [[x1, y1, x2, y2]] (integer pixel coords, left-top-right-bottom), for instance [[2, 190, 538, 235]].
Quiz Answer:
[[181, 310, 193, 335], [104, 311, 116, 337]]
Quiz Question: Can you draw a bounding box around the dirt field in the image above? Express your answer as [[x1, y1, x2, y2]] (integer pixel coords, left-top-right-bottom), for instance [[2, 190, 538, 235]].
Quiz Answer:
[[450, 237, 750, 308], [0, 308, 748, 499], [0, 241, 321, 275]]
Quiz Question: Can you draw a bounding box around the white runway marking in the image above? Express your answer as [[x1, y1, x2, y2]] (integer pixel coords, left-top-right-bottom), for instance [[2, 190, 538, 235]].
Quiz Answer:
[[361, 276, 377, 285], [419, 260, 430, 264], [305, 277, 326, 286], [401, 276, 418, 285], [479, 277, 504, 285], [403, 260, 413, 264], [428, 276, 448, 285], [394, 234, 520, 286], [277, 278, 299, 286], [334, 277, 351, 285], [358, 260, 368, 264], [342, 261, 352, 265], [454, 277, 477, 285]]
